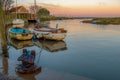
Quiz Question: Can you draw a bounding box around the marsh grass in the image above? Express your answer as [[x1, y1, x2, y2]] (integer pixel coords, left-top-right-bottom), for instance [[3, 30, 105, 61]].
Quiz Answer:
[[83, 18, 120, 25]]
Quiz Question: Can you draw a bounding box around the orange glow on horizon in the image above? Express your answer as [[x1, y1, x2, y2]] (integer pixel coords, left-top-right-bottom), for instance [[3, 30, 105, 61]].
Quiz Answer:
[[20, 2, 120, 17], [49, 4, 120, 17]]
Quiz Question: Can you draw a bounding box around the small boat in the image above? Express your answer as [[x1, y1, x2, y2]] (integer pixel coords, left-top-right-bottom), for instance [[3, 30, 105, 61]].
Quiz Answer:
[[16, 65, 41, 74], [12, 23, 24, 28], [12, 19, 24, 25], [33, 27, 67, 41], [91, 21, 97, 24], [9, 28, 33, 40], [12, 0, 24, 25], [28, 17, 37, 23], [16, 49, 41, 74], [28, 0, 39, 23]]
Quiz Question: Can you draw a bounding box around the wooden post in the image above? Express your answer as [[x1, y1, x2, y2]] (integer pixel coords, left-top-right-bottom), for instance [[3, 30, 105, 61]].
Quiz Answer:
[[0, 3, 8, 57]]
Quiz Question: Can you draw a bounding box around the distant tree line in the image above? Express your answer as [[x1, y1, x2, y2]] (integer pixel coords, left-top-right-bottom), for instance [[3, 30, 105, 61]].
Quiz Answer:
[[29, 5, 50, 17], [37, 8, 50, 16]]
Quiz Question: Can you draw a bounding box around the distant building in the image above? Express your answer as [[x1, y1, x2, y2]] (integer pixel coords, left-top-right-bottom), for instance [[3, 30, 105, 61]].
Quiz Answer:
[[10, 6, 28, 14], [9, 6, 31, 19]]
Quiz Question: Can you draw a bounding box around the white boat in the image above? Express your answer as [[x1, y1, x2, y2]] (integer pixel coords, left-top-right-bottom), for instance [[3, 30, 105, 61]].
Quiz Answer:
[[33, 27, 67, 41], [12, 19, 24, 25], [12, 0, 24, 25]]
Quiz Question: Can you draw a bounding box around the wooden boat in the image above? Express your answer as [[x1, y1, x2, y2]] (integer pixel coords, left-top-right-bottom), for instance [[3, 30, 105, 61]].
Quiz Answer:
[[16, 49, 41, 74], [28, 17, 37, 23], [28, 0, 39, 23], [35, 40, 67, 52], [16, 64, 41, 74], [33, 27, 67, 41], [9, 28, 33, 40]]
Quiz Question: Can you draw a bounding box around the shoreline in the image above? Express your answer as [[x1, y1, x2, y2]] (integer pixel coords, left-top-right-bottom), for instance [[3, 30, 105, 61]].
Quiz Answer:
[[82, 18, 120, 25]]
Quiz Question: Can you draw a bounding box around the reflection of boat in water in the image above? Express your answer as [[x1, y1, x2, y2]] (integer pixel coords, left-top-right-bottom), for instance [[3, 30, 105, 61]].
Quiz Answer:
[[35, 40, 67, 52], [9, 38, 34, 49], [9, 28, 33, 40]]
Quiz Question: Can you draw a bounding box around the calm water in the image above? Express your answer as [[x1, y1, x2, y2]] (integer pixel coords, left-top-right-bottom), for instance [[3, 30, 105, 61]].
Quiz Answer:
[[1, 19, 120, 80]]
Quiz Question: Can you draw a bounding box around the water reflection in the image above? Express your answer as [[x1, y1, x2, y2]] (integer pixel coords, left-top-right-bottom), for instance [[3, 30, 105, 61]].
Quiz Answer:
[[9, 38, 34, 49], [17, 65, 42, 80], [35, 40, 67, 52], [2, 57, 8, 75], [17, 72, 41, 80]]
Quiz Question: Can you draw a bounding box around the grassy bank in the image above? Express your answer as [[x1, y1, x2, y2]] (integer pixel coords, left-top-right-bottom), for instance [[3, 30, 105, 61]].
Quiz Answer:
[[82, 18, 120, 25], [5, 13, 70, 24], [39, 16, 69, 21]]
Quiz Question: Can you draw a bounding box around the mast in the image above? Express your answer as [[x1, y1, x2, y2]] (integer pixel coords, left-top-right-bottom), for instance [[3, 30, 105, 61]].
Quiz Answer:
[[15, 0, 17, 19], [34, 0, 37, 17]]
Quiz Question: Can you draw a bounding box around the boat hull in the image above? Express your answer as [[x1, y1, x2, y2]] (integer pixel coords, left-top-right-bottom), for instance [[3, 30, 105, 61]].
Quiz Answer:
[[12, 19, 24, 25], [34, 30, 66, 41], [16, 64, 41, 74], [9, 28, 33, 40], [12, 24, 24, 28], [28, 20, 37, 23], [9, 32, 33, 40]]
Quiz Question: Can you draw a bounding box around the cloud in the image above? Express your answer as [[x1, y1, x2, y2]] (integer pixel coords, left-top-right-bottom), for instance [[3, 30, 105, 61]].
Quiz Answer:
[[18, 2, 120, 17], [98, 2, 107, 6]]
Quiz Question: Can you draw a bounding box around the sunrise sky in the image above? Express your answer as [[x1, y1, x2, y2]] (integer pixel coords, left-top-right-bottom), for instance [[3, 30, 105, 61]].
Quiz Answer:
[[17, 0, 120, 17]]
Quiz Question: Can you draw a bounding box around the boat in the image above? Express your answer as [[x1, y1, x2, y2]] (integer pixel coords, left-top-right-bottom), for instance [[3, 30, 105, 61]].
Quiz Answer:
[[16, 49, 41, 74], [35, 40, 67, 52], [12, 23, 24, 28], [28, 17, 38, 23], [9, 28, 33, 40], [28, 0, 39, 23], [12, 0, 24, 25], [33, 27, 67, 41], [12, 19, 24, 25], [16, 65, 41, 74]]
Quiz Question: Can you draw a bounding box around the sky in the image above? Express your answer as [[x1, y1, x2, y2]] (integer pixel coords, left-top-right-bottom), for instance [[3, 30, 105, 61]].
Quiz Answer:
[[16, 0, 120, 17]]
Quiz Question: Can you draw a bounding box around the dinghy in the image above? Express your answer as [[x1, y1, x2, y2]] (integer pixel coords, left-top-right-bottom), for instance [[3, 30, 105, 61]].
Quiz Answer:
[[9, 28, 33, 40]]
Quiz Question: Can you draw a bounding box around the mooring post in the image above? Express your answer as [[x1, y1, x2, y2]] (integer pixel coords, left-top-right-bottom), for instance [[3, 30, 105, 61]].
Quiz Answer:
[[0, 3, 8, 57]]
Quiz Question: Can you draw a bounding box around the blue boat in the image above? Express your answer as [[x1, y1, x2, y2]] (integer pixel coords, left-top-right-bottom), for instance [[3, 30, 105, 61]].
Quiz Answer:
[[91, 22, 97, 24], [9, 28, 33, 40]]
